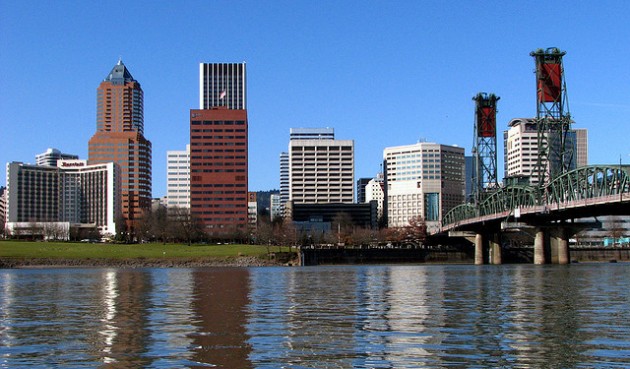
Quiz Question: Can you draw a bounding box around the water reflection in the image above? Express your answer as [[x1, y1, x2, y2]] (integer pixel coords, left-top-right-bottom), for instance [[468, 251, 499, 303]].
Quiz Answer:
[[0, 264, 629, 368], [190, 268, 252, 369]]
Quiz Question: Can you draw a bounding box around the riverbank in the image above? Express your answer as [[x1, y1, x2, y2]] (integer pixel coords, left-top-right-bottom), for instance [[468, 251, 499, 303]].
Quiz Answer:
[[0, 256, 283, 269], [0, 241, 297, 269]]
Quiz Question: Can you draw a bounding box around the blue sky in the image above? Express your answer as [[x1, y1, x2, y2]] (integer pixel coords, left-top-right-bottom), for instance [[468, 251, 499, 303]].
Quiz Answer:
[[2, 1, 629, 197]]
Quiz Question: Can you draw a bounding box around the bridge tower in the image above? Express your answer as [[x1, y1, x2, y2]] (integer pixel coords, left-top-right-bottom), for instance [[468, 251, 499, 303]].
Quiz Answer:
[[531, 47, 572, 186], [472, 93, 500, 205]]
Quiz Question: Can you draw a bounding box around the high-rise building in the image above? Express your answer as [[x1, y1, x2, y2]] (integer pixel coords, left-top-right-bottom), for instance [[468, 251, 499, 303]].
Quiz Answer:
[[36, 148, 78, 167], [288, 131, 354, 205], [190, 62, 248, 236], [166, 145, 190, 209], [199, 63, 246, 110], [88, 59, 152, 228], [280, 128, 337, 213], [573, 128, 588, 167], [503, 118, 587, 185], [383, 142, 465, 232], [5, 160, 120, 237]]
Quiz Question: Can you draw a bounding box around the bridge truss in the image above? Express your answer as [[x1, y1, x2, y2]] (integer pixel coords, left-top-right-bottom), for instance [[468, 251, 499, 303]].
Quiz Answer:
[[443, 165, 630, 227]]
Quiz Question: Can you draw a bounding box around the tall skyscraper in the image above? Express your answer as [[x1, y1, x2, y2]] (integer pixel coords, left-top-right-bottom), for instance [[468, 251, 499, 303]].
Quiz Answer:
[[383, 142, 465, 232], [199, 63, 246, 110], [88, 59, 152, 228], [190, 63, 248, 236]]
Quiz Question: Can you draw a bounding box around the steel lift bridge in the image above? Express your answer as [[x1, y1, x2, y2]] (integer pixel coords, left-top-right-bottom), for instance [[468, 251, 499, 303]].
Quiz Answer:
[[440, 48, 630, 265]]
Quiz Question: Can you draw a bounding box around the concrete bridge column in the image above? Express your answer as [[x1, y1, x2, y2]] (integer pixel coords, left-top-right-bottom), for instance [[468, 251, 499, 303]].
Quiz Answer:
[[534, 228, 546, 265], [475, 233, 484, 265], [551, 228, 570, 265], [489, 234, 502, 265]]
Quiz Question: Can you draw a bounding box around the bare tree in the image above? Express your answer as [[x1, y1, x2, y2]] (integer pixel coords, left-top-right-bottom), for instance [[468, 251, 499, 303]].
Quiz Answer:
[[169, 206, 205, 245]]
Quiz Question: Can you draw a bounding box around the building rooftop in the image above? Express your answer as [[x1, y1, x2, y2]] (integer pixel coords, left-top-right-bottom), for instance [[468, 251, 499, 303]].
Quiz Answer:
[[104, 59, 136, 84]]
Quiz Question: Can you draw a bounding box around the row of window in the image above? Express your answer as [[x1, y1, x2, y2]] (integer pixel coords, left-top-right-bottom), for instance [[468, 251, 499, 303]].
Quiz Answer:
[[191, 128, 246, 133], [191, 121, 246, 126]]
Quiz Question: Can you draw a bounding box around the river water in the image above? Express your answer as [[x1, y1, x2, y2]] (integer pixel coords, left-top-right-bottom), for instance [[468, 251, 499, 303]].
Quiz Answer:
[[1, 264, 629, 368]]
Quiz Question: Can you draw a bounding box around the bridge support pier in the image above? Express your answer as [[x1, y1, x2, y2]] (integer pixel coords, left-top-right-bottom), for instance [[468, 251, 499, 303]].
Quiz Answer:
[[489, 234, 502, 265], [534, 228, 546, 265], [550, 228, 570, 264], [474, 233, 484, 265]]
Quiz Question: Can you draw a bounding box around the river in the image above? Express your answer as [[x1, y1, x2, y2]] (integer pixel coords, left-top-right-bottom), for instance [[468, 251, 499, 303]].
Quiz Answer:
[[1, 264, 629, 368]]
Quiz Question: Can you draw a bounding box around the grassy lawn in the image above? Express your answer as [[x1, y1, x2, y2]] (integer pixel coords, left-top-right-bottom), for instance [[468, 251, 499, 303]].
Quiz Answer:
[[0, 240, 277, 260]]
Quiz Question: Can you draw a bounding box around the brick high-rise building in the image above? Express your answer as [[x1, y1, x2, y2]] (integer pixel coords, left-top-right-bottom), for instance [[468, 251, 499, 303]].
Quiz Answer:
[[88, 59, 152, 229], [190, 63, 248, 237]]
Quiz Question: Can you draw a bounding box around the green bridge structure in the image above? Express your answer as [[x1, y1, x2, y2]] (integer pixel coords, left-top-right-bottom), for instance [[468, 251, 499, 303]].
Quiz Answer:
[[439, 165, 630, 265]]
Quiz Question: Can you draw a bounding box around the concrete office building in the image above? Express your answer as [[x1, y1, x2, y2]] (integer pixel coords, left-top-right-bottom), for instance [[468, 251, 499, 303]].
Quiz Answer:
[[383, 142, 465, 232], [36, 148, 79, 167], [365, 173, 385, 224], [288, 133, 354, 205], [5, 160, 120, 237], [191, 63, 248, 236], [280, 128, 336, 214], [166, 145, 190, 209], [88, 59, 152, 227], [504, 118, 588, 185]]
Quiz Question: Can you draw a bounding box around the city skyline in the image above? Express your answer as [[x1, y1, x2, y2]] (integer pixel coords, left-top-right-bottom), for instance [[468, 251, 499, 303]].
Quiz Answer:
[[2, 1, 629, 198]]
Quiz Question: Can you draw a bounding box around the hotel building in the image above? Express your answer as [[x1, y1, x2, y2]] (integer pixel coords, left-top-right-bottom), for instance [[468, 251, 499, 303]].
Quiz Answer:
[[383, 142, 465, 232], [5, 160, 120, 237], [88, 59, 152, 227]]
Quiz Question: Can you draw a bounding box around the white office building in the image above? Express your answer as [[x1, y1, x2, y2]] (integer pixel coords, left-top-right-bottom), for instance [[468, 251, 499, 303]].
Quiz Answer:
[[504, 118, 588, 185], [166, 145, 190, 209], [384, 142, 465, 232], [288, 134, 354, 204], [365, 173, 385, 223]]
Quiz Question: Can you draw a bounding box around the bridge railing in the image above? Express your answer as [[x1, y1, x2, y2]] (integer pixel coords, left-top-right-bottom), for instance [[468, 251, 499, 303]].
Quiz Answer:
[[442, 165, 630, 227]]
